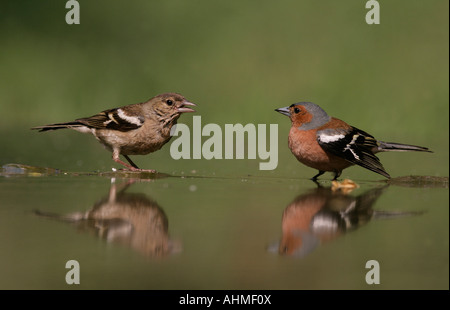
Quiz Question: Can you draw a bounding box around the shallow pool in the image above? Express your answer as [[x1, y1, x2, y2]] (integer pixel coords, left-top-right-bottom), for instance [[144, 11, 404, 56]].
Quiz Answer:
[[0, 165, 448, 289]]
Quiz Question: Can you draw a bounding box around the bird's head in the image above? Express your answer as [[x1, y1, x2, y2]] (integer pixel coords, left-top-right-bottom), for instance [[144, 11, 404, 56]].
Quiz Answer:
[[149, 92, 196, 124], [275, 102, 330, 130]]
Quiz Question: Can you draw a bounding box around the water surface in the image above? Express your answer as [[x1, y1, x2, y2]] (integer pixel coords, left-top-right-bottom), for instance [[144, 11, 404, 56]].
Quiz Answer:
[[0, 166, 448, 289]]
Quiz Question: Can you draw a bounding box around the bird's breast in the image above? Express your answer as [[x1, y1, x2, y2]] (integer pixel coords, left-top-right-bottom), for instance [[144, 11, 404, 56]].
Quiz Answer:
[[288, 128, 325, 162], [288, 127, 350, 172], [94, 123, 172, 155]]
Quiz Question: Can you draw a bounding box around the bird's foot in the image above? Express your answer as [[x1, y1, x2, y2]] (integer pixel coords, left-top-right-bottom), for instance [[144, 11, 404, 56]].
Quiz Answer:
[[112, 156, 157, 173], [136, 169, 157, 173], [119, 167, 157, 173]]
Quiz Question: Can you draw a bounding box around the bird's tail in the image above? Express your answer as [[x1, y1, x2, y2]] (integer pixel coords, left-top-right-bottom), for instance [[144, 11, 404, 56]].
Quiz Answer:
[[372, 210, 424, 220], [33, 209, 87, 222], [31, 122, 83, 132], [378, 141, 432, 153]]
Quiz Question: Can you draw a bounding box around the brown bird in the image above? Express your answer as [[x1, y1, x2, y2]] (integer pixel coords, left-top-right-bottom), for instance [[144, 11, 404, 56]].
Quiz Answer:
[[32, 93, 196, 172], [275, 102, 432, 180], [34, 180, 180, 258]]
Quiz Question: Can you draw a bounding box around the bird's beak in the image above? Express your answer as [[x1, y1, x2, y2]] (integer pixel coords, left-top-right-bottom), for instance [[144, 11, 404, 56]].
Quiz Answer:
[[177, 101, 196, 113], [275, 106, 290, 117]]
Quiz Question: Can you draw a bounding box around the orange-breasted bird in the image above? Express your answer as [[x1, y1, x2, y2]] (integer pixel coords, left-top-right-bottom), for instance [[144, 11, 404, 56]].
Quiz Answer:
[[275, 102, 432, 180], [272, 185, 420, 257], [32, 93, 196, 172]]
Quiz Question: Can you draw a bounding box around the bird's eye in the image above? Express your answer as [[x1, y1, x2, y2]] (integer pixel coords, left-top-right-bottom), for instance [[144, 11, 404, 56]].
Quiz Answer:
[[166, 99, 173, 106], [294, 107, 301, 114]]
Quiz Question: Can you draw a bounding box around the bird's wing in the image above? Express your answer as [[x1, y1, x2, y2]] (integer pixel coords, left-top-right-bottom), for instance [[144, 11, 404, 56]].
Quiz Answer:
[[317, 127, 390, 178], [75, 107, 145, 132]]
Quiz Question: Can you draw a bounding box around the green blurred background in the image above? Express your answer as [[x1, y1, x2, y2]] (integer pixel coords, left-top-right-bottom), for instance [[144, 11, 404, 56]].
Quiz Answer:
[[1, 0, 448, 179], [0, 1, 448, 290]]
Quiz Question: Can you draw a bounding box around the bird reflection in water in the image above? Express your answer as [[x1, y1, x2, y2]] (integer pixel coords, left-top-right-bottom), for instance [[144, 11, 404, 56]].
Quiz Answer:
[[35, 179, 180, 258], [272, 182, 422, 258]]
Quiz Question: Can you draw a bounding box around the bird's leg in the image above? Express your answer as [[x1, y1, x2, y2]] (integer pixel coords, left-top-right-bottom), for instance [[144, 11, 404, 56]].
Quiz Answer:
[[111, 150, 142, 171], [111, 152, 157, 173], [112, 154, 139, 171], [333, 170, 342, 181], [123, 155, 140, 169], [311, 170, 325, 182], [311, 178, 324, 188]]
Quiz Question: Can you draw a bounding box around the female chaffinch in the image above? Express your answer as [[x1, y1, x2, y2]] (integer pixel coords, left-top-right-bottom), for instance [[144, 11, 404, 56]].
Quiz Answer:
[[35, 180, 177, 258], [32, 93, 196, 172], [276, 102, 432, 180]]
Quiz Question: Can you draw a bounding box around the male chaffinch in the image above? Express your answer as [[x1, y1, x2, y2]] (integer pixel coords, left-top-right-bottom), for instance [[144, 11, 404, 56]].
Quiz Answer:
[[275, 185, 420, 257], [32, 93, 196, 172], [276, 185, 387, 257], [275, 102, 432, 180]]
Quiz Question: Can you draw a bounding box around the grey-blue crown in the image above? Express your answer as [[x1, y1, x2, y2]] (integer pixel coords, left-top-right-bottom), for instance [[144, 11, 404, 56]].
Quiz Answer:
[[291, 102, 331, 130]]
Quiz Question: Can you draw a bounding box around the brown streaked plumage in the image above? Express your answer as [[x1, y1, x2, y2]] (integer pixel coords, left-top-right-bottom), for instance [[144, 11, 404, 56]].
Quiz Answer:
[[32, 92, 196, 172], [34, 180, 181, 258]]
